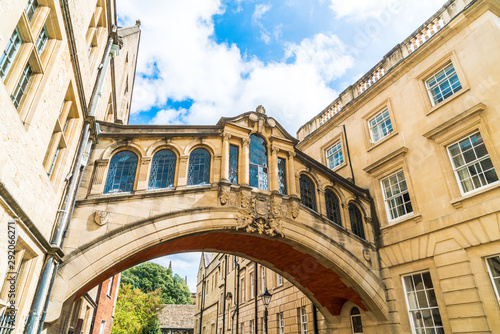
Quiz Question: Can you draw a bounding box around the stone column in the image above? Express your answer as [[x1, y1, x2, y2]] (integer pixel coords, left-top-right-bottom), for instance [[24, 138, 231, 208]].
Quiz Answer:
[[317, 188, 325, 216], [269, 146, 279, 192], [136, 157, 151, 191], [287, 151, 297, 196], [177, 155, 189, 186], [241, 138, 250, 185], [89, 159, 109, 195], [221, 133, 231, 181]]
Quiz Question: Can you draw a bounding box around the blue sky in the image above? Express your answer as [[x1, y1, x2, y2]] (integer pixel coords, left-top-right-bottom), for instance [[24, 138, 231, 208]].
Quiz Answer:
[[116, 0, 446, 292]]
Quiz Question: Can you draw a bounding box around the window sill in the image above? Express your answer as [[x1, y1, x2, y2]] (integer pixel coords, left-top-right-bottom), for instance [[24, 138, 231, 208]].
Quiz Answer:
[[450, 181, 500, 209], [426, 87, 469, 116], [367, 131, 398, 152], [381, 213, 422, 229], [330, 161, 347, 173]]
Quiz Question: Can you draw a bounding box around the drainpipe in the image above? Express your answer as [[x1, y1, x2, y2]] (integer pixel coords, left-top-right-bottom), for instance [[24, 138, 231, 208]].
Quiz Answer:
[[199, 275, 206, 334], [24, 27, 120, 334], [342, 125, 355, 185], [254, 263, 258, 334], [222, 256, 227, 334], [312, 305, 319, 334], [235, 258, 240, 334]]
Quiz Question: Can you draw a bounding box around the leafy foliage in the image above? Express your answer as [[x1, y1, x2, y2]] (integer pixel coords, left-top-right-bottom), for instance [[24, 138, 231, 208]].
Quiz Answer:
[[111, 284, 162, 334], [121, 262, 192, 304]]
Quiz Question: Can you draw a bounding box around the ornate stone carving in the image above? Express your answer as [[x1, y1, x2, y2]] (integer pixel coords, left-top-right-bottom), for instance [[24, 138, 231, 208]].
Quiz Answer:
[[256, 105, 266, 114], [219, 183, 231, 205], [290, 197, 300, 218], [218, 182, 299, 237], [94, 210, 109, 226]]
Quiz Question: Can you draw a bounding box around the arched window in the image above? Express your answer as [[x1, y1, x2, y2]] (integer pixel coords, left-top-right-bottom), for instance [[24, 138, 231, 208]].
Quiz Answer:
[[350, 307, 363, 333], [299, 174, 317, 211], [148, 149, 176, 189], [187, 148, 211, 186], [249, 134, 268, 190], [325, 189, 342, 226], [348, 203, 365, 239], [104, 150, 138, 194]]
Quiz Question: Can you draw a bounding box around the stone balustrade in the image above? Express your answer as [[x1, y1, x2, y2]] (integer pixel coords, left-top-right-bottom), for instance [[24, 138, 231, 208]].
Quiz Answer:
[[298, 0, 471, 141]]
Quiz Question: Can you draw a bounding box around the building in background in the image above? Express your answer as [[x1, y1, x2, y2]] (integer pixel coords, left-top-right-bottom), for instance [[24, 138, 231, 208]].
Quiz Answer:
[[0, 0, 139, 332], [195, 253, 331, 334], [158, 304, 196, 334]]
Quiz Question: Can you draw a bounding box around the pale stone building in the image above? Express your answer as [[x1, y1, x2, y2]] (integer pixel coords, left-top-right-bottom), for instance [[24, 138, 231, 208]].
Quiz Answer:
[[1, 0, 500, 333], [195, 253, 332, 334], [0, 0, 139, 333], [297, 0, 500, 332]]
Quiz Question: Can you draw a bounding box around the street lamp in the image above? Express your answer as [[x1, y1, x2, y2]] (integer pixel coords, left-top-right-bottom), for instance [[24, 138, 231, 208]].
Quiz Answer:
[[260, 288, 273, 334]]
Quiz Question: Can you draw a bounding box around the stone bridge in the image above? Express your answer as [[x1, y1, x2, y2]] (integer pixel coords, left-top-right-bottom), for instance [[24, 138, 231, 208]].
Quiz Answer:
[[47, 109, 388, 330]]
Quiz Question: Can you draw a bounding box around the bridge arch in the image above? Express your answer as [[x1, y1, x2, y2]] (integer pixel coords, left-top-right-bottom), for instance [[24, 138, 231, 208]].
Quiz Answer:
[[48, 204, 387, 329]]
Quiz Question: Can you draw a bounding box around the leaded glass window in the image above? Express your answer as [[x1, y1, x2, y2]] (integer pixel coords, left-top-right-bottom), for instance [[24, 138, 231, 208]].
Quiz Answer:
[[278, 157, 287, 195], [148, 150, 176, 189], [36, 25, 48, 54], [348, 203, 365, 239], [11, 63, 32, 108], [24, 0, 38, 22], [104, 151, 138, 194], [0, 28, 22, 80], [299, 174, 316, 211], [249, 135, 268, 190], [325, 189, 342, 226], [187, 148, 210, 186], [447, 132, 498, 194], [350, 307, 363, 333], [229, 145, 239, 184], [403, 271, 444, 334]]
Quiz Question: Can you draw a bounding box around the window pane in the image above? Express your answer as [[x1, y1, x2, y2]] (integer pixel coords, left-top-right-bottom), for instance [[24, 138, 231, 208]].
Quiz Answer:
[[187, 148, 211, 185], [104, 151, 138, 193], [348, 204, 365, 239], [249, 135, 268, 190], [325, 189, 342, 226], [278, 157, 287, 195], [148, 150, 176, 189], [299, 175, 317, 211], [426, 63, 462, 105], [229, 145, 239, 184]]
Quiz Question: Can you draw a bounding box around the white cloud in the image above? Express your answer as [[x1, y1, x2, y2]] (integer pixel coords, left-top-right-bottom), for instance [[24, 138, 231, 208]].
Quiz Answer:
[[118, 0, 354, 133], [252, 3, 272, 23], [329, 0, 444, 21]]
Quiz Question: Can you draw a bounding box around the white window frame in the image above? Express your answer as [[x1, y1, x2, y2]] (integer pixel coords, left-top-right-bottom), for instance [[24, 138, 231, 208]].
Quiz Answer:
[[250, 320, 255, 334], [276, 273, 282, 287], [106, 276, 114, 296], [99, 320, 106, 334], [368, 109, 393, 143], [11, 63, 33, 108], [250, 272, 255, 299], [350, 308, 363, 334], [241, 323, 245, 334], [425, 63, 462, 106], [278, 312, 284, 334], [402, 271, 444, 334], [486, 255, 500, 305], [240, 277, 245, 303], [299, 307, 308, 334], [447, 132, 499, 195], [261, 267, 266, 293], [326, 141, 343, 170], [381, 170, 413, 221]]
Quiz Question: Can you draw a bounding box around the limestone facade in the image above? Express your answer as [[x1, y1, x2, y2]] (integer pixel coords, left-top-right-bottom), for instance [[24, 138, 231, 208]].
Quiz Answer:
[[297, 0, 500, 332], [0, 0, 140, 332]]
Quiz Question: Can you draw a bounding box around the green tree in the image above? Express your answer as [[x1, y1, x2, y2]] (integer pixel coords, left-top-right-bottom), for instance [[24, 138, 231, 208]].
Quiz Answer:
[[111, 284, 162, 334], [121, 262, 192, 304]]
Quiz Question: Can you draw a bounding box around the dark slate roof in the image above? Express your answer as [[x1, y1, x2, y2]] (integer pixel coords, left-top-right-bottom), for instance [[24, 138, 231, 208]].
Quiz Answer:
[[158, 305, 196, 329]]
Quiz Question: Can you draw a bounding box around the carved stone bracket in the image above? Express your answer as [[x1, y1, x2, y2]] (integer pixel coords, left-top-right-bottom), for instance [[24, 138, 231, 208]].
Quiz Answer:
[[94, 210, 109, 226]]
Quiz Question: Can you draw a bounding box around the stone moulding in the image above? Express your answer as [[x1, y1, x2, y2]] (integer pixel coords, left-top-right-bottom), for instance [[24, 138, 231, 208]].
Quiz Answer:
[[218, 182, 301, 237]]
